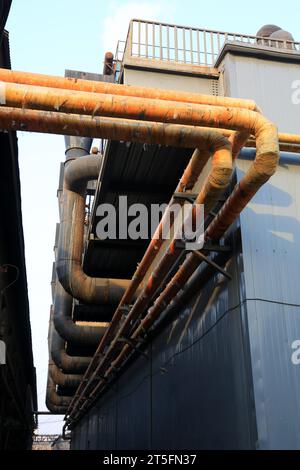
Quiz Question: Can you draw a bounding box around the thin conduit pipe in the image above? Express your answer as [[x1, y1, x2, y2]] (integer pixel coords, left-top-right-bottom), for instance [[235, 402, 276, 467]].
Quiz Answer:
[[67, 114, 279, 420], [0, 68, 260, 111], [67, 132, 233, 412]]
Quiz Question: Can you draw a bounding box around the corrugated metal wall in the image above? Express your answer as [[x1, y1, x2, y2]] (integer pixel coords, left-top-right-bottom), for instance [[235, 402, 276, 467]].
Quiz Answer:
[[238, 151, 300, 449]]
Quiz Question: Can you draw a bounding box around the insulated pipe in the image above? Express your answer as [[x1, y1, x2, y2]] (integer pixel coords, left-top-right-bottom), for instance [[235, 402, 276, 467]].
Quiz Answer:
[[51, 320, 91, 374], [0, 68, 259, 111], [89, 132, 231, 353], [56, 154, 134, 304], [53, 281, 109, 347], [68, 132, 233, 411], [49, 361, 83, 389], [79, 133, 280, 411], [0, 81, 265, 129], [67, 115, 279, 420], [46, 317, 73, 413], [0, 107, 297, 152], [46, 375, 72, 414], [0, 83, 279, 167], [0, 106, 236, 149]]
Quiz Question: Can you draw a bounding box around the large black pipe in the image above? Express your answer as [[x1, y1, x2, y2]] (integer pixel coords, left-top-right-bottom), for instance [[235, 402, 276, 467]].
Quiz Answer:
[[50, 315, 92, 374], [46, 375, 72, 414], [49, 360, 82, 389], [56, 154, 133, 304], [53, 281, 108, 347]]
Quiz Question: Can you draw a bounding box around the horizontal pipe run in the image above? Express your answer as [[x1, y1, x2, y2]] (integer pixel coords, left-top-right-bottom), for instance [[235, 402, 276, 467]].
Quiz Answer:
[[0, 67, 259, 111], [0, 107, 297, 153], [0, 82, 273, 133]]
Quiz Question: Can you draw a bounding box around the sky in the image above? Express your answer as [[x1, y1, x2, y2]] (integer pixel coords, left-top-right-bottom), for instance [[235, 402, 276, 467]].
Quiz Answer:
[[5, 0, 299, 436]]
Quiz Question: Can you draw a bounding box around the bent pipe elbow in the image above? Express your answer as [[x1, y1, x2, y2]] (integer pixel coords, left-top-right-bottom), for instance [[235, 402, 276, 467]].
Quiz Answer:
[[46, 374, 72, 413], [57, 155, 136, 305], [51, 322, 91, 374], [49, 361, 83, 389], [64, 154, 102, 193], [53, 281, 108, 347]]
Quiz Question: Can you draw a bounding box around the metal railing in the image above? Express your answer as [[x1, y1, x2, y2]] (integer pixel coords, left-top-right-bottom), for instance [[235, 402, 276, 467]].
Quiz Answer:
[[115, 19, 300, 69]]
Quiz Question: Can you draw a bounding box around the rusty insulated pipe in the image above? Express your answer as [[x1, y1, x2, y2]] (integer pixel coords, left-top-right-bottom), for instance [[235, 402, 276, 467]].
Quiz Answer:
[[67, 117, 279, 421], [67, 132, 233, 412], [0, 83, 278, 167], [80, 134, 280, 412], [88, 133, 232, 350], [56, 154, 134, 304], [0, 107, 236, 149], [0, 68, 259, 111], [0, 107, 297, 153], [0, 81, 263, 128]]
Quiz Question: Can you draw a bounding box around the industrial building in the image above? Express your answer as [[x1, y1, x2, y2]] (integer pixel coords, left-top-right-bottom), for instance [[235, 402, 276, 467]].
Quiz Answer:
[[1, 3, 300, 451]]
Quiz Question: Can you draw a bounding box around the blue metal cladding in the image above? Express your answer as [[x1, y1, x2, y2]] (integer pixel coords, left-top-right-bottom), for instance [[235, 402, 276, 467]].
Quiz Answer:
[[237, 150, 300, 449]]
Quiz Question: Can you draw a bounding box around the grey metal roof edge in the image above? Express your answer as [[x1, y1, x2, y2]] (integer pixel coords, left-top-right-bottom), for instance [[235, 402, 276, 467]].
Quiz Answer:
[[215, 41, 300, 68]]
